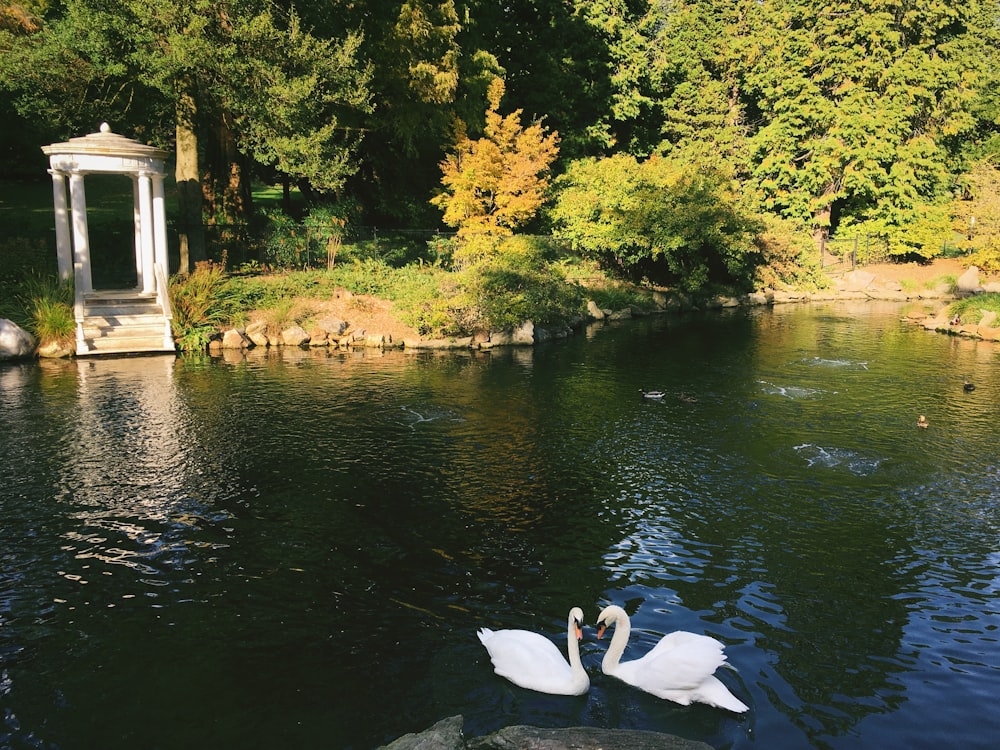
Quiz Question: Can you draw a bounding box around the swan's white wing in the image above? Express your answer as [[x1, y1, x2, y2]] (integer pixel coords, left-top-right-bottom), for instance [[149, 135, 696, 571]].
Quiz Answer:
[[688, 674, 750, 713], [478, 628, 578, 694], [617, 631, 728, 693]]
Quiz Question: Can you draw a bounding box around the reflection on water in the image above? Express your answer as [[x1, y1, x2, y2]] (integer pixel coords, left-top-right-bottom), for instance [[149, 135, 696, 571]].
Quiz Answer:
[[1, 302, 999, 750]]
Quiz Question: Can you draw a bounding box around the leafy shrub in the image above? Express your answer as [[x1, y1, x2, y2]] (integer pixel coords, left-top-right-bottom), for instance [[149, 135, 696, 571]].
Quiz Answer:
[[401, 276, 464, 337], [327, 258, 399, 297], [17, 273, 74, 346], [967, 239, 1000, 274], [550, 154, 763, 292], [304, 203, 356, 269], [457, 243, 585, 333], [262, 209, 315, 269], [169, 262, 240, 350], [426, 235, 460, 268], [754, 216, 827, 291]]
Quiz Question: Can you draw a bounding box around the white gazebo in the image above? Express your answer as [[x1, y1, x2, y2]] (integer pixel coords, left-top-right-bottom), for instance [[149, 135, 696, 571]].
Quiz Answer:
[[42, 123, 175, 355]]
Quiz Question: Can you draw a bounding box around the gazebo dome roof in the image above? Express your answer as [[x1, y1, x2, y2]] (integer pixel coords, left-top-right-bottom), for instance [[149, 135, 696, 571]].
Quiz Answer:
[[42, 123, 169, 162]]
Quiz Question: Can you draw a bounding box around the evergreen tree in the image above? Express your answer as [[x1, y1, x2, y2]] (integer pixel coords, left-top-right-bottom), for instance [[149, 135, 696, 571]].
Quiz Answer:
[[741, 0, 983, 255], [341, 0, 501, 225]]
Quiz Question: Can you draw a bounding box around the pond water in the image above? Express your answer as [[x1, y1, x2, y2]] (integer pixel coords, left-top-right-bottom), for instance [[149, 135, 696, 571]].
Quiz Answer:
[[1, 301, 998, 750]]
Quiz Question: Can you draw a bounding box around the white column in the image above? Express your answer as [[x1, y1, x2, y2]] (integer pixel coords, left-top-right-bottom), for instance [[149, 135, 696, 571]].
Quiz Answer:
[[132, 176, 143, 290], [69, 173, 92, 294], [48, 169, 72, 282], [137, 172, 155, 294], [152, 173, 168, 273]]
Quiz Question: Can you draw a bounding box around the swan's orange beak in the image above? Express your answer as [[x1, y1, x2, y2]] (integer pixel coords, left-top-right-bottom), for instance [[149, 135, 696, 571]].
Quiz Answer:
[[597, 624, 606, 640], [574, 622, 583, 640]]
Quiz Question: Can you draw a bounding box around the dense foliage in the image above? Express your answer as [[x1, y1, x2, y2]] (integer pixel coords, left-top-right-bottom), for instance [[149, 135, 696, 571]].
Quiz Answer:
[[3, 0, 1000, 288], [551, 154, 763, 291]]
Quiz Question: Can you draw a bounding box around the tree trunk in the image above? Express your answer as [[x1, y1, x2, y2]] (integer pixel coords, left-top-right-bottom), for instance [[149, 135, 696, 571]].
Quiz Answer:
[[175, 81, 206, 272], [812, 204, 831, 249], [812, 180, 840, 250], [204, 112, 252, 225]]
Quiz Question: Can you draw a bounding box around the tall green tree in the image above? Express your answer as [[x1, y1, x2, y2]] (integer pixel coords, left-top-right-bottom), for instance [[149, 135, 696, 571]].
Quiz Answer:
[[741, 0, 984, 255], [566, 0, 662, 156], [330, 0, 500, 225], [463, 0, 624, 159], [647, 0, 752, 171]]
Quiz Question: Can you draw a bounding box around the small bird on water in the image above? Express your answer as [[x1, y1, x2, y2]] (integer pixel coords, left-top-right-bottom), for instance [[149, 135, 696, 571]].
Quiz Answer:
[[917, 415, 929, 429], [963, 379, 976, 392]]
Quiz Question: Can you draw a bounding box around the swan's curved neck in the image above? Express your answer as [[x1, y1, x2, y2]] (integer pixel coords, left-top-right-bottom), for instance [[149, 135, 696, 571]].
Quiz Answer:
[[566, 613, 587, 689], [602, 611, 631, 675]]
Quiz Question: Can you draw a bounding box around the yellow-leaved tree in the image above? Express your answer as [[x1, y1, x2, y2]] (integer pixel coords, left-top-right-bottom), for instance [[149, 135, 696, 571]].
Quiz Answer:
[[431, 78, 559, 262]]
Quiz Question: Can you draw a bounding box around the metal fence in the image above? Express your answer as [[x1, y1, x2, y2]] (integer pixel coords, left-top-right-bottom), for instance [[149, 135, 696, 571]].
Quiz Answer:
[[820, 235, 892, 271]]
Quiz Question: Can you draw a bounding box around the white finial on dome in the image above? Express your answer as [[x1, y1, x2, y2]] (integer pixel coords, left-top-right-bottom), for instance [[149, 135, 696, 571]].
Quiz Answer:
[[99, 122, 111, 133]]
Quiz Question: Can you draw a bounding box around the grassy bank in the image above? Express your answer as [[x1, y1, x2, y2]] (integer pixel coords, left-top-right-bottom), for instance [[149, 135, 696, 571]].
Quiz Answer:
[[166, 253, 654, 351]]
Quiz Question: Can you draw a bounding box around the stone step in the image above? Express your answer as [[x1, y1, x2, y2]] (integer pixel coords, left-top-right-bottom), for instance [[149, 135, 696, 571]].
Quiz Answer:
[[83, 335, 173, 354], [83, 313, 168, 328], [82, 323, 167, 339], [85, 303, 164, 318], [80, 323, 173, 353], [83, 289, 156, 304], [76, 291, 174, 356]]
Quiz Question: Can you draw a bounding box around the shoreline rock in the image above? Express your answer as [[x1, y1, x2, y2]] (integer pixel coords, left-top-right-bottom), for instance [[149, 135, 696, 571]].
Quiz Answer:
[[0, 318, 36, 361], [379, 715, 714, 750]]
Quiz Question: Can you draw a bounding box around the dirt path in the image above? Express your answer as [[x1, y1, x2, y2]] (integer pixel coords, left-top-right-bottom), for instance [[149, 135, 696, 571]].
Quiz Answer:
[[857, 257, 987, 287]]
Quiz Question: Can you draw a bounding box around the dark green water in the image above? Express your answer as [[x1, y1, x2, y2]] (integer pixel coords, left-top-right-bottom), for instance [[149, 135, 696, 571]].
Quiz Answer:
[[1, 301, 998, 749]]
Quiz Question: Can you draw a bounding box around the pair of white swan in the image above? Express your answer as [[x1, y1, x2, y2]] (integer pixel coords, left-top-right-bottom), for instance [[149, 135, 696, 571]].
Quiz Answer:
[[477, 605, 748, 712]]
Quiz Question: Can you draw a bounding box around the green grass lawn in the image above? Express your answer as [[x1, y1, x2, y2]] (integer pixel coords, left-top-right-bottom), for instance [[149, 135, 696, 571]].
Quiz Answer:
[[0, 178, 58, 237]]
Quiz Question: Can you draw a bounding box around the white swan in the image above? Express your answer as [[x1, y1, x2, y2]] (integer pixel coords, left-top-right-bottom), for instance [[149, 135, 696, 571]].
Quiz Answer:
[[596, 605, 748, 712], [477, 607, 589, 695]]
